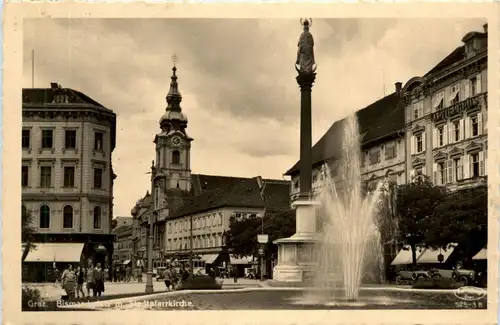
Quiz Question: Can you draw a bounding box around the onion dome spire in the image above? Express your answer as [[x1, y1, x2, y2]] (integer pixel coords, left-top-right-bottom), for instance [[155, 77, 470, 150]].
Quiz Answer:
[[166, 64, 183, 112]]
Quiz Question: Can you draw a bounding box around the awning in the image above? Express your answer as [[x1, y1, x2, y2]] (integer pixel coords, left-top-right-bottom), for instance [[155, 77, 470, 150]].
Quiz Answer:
[[391, 245, 425, 265], [123, 260, 131, 265], [201, 254, 219, 264], [417, 243, 457, 264], [473, 248, 487, 260], [23, 243, 84, 263], [230, 255, 254, 265]]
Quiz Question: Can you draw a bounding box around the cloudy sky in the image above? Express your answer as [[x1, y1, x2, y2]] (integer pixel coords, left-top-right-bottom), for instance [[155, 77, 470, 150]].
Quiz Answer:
[[23, 18, 485, 217]]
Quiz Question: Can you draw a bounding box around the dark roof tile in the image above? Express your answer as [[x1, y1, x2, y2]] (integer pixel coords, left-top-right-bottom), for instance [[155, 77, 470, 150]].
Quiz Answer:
[[285, 92, 403, 176]]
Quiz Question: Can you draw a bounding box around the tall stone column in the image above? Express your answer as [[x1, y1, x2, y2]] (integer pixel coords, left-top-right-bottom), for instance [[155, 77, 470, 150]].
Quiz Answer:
[[272, 19, 320, 284]]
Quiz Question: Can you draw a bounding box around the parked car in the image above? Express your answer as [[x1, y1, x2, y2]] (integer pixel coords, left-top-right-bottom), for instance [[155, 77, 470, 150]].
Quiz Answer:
[[244, 267, 258, 279], [452, 268, 476, 286], [395, 270, 430, 285]]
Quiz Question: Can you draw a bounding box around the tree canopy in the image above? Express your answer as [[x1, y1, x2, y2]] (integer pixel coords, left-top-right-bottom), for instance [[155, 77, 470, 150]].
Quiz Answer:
[[429, 185, 487, 261], [226, 209, 295, 258], [394, 175, 447, 265]]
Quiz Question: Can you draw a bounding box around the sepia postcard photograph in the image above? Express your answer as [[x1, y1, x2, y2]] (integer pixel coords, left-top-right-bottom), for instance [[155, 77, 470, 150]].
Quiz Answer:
[[2, 2, 498, 325]]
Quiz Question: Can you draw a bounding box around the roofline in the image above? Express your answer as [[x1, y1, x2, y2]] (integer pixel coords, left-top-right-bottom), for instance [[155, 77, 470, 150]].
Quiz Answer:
[[284, 128, 406, 177], [168, 203, 266, 220]]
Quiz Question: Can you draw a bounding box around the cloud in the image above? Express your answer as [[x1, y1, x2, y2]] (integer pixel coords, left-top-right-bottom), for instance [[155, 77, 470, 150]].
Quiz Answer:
[[23, 18, 485, 216]]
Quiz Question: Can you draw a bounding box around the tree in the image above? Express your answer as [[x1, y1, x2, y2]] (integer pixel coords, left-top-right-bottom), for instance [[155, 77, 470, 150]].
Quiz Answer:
[[429, 185, 487, 263], [22, 207, 37, 262], [395, 175, 447, 266], [226, 209, 296, 258]]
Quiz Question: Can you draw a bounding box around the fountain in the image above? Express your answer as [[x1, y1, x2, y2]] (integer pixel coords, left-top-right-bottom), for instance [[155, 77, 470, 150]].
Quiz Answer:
[[309, 114, 385, 302]]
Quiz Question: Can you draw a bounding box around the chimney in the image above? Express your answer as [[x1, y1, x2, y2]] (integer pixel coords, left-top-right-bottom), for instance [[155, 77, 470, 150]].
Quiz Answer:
[[395, 82, 402, 94], [50, 82, 59, 89], [483, 23, 488, 34]]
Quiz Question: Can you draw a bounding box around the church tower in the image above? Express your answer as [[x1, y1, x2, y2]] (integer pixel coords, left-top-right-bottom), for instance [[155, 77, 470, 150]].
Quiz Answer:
[[154, 64, 193, 199]]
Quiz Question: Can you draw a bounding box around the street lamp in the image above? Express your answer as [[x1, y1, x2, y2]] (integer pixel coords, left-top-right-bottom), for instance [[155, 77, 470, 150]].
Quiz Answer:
[[180, 179, 196, 275], [145, 161, 157, 293], [257, 182, 268, 281]]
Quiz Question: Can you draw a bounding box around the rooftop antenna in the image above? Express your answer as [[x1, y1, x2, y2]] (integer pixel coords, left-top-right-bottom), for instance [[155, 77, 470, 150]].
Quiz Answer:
[[31, 49, 35, 88]]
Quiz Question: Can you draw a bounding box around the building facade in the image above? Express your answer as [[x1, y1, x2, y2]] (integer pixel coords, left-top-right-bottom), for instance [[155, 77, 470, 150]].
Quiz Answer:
[[402, 24, 488, 191], [130, 66, 291, 270], [286, 82, 406, 199], [112, 224, 133, 265], [22, 83, 117, 279]]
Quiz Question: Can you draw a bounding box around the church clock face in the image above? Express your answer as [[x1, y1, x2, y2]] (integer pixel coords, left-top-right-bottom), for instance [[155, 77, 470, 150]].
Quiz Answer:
[[171, 136, 182, 147]]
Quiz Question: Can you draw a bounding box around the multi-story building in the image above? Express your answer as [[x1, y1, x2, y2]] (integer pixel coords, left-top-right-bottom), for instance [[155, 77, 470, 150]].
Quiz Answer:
[[113, 216, 133, 228], [402, 24, 488, 191], [130, 65, 291, 270], [112, 224, 133, 266], [22, 82, 117, 280], [285, 82, 406, 200]]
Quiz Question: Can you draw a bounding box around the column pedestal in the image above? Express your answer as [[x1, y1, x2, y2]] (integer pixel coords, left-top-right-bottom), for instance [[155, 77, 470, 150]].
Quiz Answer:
[[272, 199, 320, 284]]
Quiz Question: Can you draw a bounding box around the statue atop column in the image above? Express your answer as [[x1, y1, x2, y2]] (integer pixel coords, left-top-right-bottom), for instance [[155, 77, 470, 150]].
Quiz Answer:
[[295, 18, 316, 74]]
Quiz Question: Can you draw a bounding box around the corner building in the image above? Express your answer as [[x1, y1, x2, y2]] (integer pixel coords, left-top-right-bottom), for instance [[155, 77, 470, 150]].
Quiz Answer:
[[22, 83, 117, 281], [403, 24, 488, 190]]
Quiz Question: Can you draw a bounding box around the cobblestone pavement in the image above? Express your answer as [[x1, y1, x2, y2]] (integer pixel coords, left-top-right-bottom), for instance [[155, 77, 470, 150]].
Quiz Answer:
[[24, 277, 263, 301]]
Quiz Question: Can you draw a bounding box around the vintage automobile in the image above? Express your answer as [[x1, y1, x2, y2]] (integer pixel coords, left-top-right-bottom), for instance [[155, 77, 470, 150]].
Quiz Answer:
[[395, 269, 430, 284], [426, 268, 477, 286], [452, 268, 477, 286]]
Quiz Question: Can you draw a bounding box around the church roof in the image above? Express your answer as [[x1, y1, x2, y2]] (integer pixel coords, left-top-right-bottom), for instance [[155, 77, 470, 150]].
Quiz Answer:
[[164, 175, 290, 220], [285, 92, 403, 176]]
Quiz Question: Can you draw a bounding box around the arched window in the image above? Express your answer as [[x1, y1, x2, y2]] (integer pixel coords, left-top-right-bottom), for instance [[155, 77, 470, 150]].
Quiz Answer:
[[172, 150, 180, 164], [93, 206, 101, 229], [63, 205, 73, 228], [39, 205, 50, 228]]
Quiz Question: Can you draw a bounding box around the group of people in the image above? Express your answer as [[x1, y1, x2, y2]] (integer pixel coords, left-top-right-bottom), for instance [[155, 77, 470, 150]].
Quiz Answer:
[[110, 265, 134, 282], [55, 263, 106, 300], [161, 265, 190, 291]]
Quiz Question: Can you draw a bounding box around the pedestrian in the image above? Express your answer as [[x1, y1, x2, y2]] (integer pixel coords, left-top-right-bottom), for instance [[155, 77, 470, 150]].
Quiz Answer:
[[76, 266, 86, 298], [53, 266, 61, 287], [61, 264, 76, 300], [164, 266, 172, 291], [93, 263, 105, 297], [86, 263, 94, 297], [232, 267, 238, 283]]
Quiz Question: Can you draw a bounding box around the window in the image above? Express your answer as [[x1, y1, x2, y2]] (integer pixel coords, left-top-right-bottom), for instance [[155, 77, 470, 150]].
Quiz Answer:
[[40, 166, 52, 188], [94, 132, 104, 150], [41, 130, 53, 149], [63, 166, 75, 188], [416, 134, 423, 153], [93, 168, 103, 189], [454, 158, 463, 181], [172, 150, 180, 164], [293, 180, 299, 190], [413, 101, 423, 119], [471, 116, 479, 137], [369, 150, 380, 165], [470, 77, 477, 96], [39, 205, 50, 228], [437, 127, 444, 147], [453, 121, 460, 142], [64, 130, 77, 149], [93, 206, 102, 229], [433, 92, 444, 110], [471, 153, 480, 177], [385, 144, 396, 160], [22, 129, 30, 148], [437, 162, 445, 185], [63, 205, 73, 228], [450, 84, 460, 104], [22, 166, 29, 187]]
